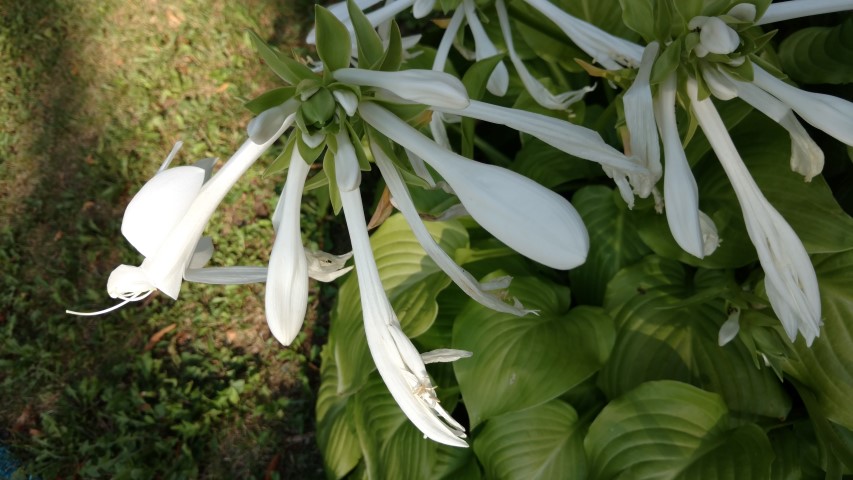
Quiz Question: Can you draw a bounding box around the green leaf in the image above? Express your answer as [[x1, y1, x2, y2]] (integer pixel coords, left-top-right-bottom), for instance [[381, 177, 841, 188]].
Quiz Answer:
[[316, 345, 361, 479], [264, 130, 298, 176], [329, 215, 469, 394], [779, 16, 853, 85], [378, 21, 403, 72], [244, 87, 296, 115], [247, 30, 315, 85], [347, 0, 384, 69], [314, 6, 353, 72], [569, 186, 651, 305], [474, 400, 587, 479], [650, 38, 682, 85], [619, 0, 654, 41], [784, 250, 853, 430], [585, 380, 774, 480], [352, 372, 475, 480], [453, 277, 615, 427], [601, 256, 792, 418]]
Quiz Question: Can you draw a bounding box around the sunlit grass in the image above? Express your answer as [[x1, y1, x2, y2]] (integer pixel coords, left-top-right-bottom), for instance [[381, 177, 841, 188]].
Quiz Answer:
[[0, 0, 341, 477]]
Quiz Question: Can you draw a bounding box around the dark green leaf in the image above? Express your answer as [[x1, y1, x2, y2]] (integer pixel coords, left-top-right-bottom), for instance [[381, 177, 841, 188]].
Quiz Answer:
[[586, 380, 774, 480], [453, 277, 614, 427], [378, 21, 403, 72], [244, 87, 296, 115], [779, 16, 853, 85], [247, 30, 315, 85], [314, 6, 353, 71], [347, 0, 384, 68], [474, 400, 587, 479], [570, 186, 651, 305]]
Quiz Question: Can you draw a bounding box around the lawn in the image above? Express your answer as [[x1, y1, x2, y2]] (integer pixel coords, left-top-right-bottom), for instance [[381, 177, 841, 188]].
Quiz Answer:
[[0, 1, 337, 477]]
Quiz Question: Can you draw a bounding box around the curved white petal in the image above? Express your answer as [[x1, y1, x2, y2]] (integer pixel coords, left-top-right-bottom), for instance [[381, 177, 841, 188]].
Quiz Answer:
[[753, 65, 853, 146], [372, 139, 533, 315], [727, 3, 757, 22], [187, 236, 215, 269], [522, 0, 643, 68], [266, 149, 312, 346], [306, 250, 354, 282], [463, 0, 509, 96], [421, 349, 473, 364], [333, 89, 359, 117], [718, 309, 741, 346], [121, 166, 206, 257], [334, 128, 362, 192], [495, 0, 592, 110], [655, 72, 705, 259], [687, 77, 821, 345], [339, 185, 468, 447], [361, 102, 589, 270], [433, 6, 466, 72], [435, 100, 644, 173], [622, 42, 662, 198], [758, 0, 853, 25], [184, 266, 268, 284], [334, 68, 470, 109]]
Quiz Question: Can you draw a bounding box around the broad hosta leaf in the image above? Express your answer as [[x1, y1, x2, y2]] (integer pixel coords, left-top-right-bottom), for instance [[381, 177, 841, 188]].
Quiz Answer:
[[331, 214, 468, 394], [474, 400, 586, 480], [601, 256, 791, 418], [453, 277, 614, 427], [570, 186, 651, 305], [317, 345, 361, 479], [585, 381, 774, 480], [779, 16, 853, 85], [352, 373, 476, 480], [768, 425, 825, 480], [783, 250, 853, 429]]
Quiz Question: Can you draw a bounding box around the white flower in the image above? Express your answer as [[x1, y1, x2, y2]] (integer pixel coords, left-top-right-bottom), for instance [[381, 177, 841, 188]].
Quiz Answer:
[[654, 72, 709, 259], [336, 130, 469, 447], [494, 0, 594, 110], [688, 16, 740, 57], [752, 64, 853, 147], [433, 100, 645, 174], [718, 308, 741, 347], [703, 65, 824, 181], [611, 41, 662, 205], [67, 102, 297, 315], [265, 147, 312, 346], [521, 0, 643, 68], [687, 77, 821, 345], [359, 101, 590, 270], [333, 68, 470, 110]]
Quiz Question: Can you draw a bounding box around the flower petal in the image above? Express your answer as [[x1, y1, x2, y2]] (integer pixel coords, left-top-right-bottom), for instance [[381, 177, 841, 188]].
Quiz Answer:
[[654, 72, 706, 259], [753, 64, 853, 146], [122, 165, 206, 258], [333, 68, 470, 109], [687, 76, 821, 345]]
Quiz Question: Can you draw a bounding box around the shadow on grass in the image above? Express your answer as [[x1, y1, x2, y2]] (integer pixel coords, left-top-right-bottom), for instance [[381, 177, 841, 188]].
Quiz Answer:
[[1, 0, 331, 477]]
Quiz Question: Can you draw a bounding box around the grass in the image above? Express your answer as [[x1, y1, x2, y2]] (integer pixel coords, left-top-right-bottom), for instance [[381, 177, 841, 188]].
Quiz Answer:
[[0, 0, 342, 477]]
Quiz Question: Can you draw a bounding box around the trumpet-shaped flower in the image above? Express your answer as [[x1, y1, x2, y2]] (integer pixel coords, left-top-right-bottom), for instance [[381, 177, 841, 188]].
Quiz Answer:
[[654, 73, 710, 259], [521, 0, 643, 68], [359, 101, 590, 270], [265, 147, 313, 346], [335, 130, 470, 447], [687, 77, 821, 345], [688, 16, 741, 57], [67, 103, 297, 315]]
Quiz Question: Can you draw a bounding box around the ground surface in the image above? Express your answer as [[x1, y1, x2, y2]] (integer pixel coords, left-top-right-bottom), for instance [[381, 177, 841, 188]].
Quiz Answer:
[[0, 1, 337, 477]]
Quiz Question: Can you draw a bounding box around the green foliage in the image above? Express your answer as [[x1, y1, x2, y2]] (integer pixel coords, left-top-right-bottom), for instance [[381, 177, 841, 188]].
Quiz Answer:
[[779, 16, 853, 85]]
